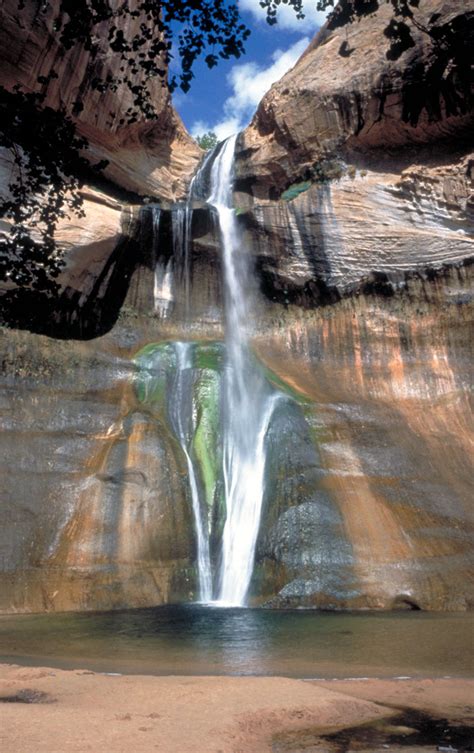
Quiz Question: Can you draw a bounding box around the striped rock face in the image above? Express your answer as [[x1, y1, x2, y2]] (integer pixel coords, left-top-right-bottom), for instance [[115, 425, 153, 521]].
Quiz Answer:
[[0, 0, 201, 202], [0, 261, 472, 613], [0, 1, 472, 613]]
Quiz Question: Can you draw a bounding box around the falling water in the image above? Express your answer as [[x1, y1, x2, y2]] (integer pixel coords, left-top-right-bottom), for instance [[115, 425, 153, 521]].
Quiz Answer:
[[172, 203, 193, 316], [148, 204, 213, 601], [168, 342, 213, 602], [159, 138, 281, 604], [205, 136, 281, 606], [151, 206, 174, 318]]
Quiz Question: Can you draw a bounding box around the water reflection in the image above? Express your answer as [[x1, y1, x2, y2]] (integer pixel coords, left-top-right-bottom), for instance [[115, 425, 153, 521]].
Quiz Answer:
[[0, 605, 472, 679], [215, 608, 269, 675]]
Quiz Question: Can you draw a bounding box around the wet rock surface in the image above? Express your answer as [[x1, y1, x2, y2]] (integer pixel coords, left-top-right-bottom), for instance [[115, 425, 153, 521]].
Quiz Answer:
[[0, 1, 473, 612], [0, 320, 199, 612], [251, 268, 474, 610], [272, 709, 474, 753], [273, 708, 474, 753], [1, 262, 472, 612], [0, 688, 54, 704]]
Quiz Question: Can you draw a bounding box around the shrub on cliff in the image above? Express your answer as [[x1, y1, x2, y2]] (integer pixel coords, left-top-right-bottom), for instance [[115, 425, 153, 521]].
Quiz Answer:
[[196, 132, 219, 152]]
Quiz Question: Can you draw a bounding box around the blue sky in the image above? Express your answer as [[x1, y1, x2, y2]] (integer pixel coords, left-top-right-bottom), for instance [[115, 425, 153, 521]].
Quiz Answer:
[[172, 0, 328, 141]]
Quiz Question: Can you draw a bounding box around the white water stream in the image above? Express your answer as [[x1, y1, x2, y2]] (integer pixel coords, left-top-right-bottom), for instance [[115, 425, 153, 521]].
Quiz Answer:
[[168, 342, 213, 602], [171, 203, 193, 317], [151, 207, 174, 318], [206, 136, 281, 606]]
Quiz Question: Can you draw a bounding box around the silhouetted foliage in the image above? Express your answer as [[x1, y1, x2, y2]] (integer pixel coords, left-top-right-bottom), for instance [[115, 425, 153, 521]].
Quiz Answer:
[[0, 86, 108, 291], [29, 0, 252, 116], [1, 0, 251, 292]]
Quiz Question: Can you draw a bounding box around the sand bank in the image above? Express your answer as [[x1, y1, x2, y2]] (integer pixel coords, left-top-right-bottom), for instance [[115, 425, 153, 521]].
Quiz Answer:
[[0, 664, 472, 753]]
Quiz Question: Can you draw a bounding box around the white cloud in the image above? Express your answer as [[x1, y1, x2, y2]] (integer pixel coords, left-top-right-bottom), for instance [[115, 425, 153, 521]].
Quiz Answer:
[[239, 0, 328, 32], [191, 36, 309, 141], [191, 117, 242, 143]]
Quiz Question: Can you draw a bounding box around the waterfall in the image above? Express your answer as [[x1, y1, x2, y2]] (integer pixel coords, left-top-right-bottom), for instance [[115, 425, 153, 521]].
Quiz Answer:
[[155, 137, 280, 605], [168, 342, 213, 602], [149, 203, 214, 602], [204, 136, 280, 606], [151, 206, 174, 318], [172, 203, 193, 316]]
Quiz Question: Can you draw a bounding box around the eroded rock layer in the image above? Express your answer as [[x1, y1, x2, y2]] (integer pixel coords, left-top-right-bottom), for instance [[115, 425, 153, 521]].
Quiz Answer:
[[236, 153, 473, 304], [0, 0, 201, 200], [1, 263, 472, 612], [0, 1, 473, 612]]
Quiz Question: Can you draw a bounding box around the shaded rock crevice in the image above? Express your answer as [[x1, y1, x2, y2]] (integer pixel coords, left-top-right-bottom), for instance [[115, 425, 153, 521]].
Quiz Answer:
[[0, 206, 142, 339]]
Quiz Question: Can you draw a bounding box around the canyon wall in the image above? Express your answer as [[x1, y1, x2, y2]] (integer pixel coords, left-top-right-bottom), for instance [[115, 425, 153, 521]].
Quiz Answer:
[[1, 262, 472, 612], [0, 0, 472, 612], [235, 0, 473, 300], [0, 0, 201, 200], [235, 0, 473, 609], [0, 0, 201, 333], [251, 273, 473, 610]]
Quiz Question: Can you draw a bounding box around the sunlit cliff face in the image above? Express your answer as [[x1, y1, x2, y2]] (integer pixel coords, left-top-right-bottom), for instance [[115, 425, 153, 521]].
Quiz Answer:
[[250, 267, 473, 610], [0, 259, 472, 613]]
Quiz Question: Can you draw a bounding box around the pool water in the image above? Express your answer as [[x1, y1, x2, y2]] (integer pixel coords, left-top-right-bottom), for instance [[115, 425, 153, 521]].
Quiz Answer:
[[0, 605, 472, 678]]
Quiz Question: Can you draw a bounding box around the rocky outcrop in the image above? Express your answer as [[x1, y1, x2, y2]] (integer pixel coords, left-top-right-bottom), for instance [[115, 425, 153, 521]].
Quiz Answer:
[[237, 0, 473, 196], [236, 153, 473, 304], [0, 182, 140, 338], [0, 0, 201, 201], [234, 0, 473, 299]]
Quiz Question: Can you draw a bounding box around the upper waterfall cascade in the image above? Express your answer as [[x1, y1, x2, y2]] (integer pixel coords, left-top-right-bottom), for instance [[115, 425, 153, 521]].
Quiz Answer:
[[151, 208, 174, 319]]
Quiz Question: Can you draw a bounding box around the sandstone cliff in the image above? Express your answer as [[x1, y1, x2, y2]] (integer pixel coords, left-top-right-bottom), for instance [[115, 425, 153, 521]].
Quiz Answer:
[[0, 0, 472, 614], [0, 0, 202, 327], [234, 0, 473, 302], [0, 0, 201, 201], [238, 0, 473, 193], [227, 0, 473, 609]]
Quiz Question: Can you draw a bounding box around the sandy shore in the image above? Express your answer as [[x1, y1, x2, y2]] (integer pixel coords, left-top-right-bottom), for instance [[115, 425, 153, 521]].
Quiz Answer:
[[0, 664, 472, 753]]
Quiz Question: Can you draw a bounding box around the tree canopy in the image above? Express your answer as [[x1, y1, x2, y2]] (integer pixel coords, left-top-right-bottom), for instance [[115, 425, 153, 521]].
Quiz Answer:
[[196, 132, 219, 151], [15, 1, 253, 119]]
